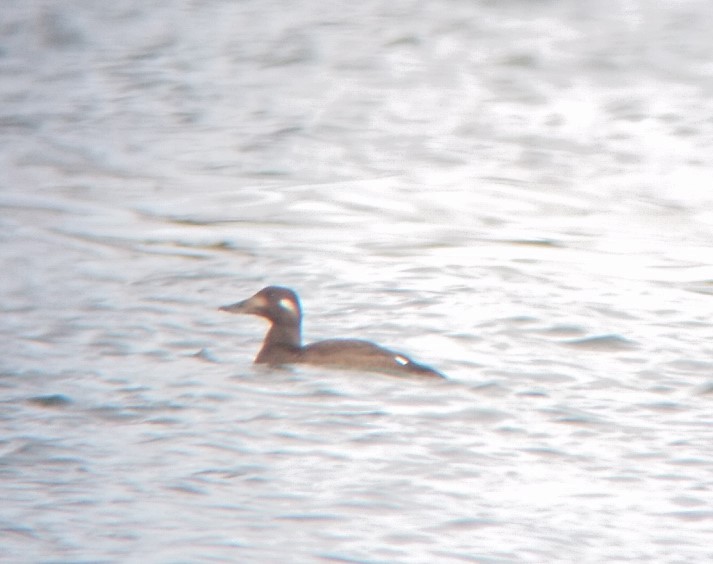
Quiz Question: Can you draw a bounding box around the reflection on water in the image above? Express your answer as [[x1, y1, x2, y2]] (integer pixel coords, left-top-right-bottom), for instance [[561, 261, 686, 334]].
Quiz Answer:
[[2, 1, 713, 562]]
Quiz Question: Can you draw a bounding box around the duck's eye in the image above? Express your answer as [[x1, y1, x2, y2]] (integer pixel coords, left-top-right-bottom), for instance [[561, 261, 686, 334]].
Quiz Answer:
[[278, 297, 298, 315]]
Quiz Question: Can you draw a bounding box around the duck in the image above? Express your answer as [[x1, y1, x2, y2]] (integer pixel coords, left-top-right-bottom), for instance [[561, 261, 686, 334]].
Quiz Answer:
[[219, 286, 446, 378]]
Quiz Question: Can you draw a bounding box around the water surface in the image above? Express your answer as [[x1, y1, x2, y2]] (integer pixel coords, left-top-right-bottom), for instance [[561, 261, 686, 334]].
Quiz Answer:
[[2, 1, 713, 562]]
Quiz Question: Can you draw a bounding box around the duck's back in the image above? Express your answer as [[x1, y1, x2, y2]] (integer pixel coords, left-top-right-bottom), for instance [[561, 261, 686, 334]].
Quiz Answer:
[[300, 339, 445, 378]]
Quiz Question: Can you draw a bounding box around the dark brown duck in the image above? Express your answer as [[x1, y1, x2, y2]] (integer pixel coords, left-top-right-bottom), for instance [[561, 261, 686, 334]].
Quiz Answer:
[[220, 286, 446, 378]]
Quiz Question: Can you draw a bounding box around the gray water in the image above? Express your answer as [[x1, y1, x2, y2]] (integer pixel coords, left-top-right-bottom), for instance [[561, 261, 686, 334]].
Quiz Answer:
[[2, 1, 713, 562]]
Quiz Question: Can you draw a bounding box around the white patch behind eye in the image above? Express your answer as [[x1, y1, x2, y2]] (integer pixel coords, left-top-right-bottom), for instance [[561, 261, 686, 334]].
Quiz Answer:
[[394, 355, 409, 366], [279, 298, 298, 315]]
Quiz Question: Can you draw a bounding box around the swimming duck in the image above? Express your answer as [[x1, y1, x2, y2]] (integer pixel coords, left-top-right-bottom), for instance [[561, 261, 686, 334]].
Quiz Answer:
[[220, 286, 446, 378]]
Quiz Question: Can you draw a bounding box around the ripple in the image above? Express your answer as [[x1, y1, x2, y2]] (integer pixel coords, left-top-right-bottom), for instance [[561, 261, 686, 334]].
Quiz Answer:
[[275, 513, 345, 522], [561, 334, 638, 351], [135, 189, 287, 225], [26, 394, 73, 408], [663, 510, 713, 522], [440, 517, 498, 530]]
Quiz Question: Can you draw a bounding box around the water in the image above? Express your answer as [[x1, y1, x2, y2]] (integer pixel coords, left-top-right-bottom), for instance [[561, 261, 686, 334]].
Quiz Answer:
[[2, 1, 713, 561]]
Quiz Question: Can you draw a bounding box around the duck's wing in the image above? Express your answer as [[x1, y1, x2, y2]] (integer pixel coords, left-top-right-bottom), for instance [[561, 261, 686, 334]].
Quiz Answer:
[[301, 339, 445, 378]]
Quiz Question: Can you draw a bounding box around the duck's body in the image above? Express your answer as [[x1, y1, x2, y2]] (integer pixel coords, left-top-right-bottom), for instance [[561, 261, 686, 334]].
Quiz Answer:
[[220, 286, 445, 379]]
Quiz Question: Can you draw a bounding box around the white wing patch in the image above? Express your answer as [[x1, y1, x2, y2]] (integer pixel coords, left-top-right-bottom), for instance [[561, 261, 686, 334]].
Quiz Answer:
[[279, 297, 298, 315], [394, 355, 409, 366]]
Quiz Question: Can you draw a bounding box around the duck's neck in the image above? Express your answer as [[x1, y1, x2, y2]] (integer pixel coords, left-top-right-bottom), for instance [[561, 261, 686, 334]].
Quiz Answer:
[[255, 319, 302, 364], [265, 321, 301, 348]]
